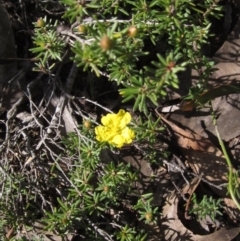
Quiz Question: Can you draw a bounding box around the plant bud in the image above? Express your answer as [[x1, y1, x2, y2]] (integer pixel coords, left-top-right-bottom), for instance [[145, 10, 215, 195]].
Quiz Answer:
[[103, 185, 110, 193], [100, 35, 113, 51], [77, 25, 86, 33], [83, 120, 92, 129], [36, 18, 45, 28], [145, 212, 153, 221], [128, 26, 138, 38]]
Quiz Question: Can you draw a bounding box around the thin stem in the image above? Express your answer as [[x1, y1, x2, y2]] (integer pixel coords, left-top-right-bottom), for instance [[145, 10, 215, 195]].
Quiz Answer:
[[214, 121, 240, 210], [211, 102, 240, 209]]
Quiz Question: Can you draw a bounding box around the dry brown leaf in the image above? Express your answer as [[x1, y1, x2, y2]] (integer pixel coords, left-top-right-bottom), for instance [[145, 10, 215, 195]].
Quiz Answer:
[[161, 184, 240, 241], [5, 226, 14, 240], [169, 16, 240, 142], [156, 109, 230, 197]]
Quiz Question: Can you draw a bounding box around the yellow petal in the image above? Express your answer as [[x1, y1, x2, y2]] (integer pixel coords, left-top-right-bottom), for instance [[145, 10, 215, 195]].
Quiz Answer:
[[95, 126, 106, 142], [95, 110, 134, 148], [110, 134, 125, 148], [101, 113, 115, 127], [95, 125, 117, 142], [121, 127, 135, 143], [116, 109, 131, 128]]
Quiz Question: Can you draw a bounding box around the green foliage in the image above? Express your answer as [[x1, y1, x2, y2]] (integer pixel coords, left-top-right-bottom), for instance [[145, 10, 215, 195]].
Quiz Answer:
[[132, 113, 164, 142], [134, 193, 159, 224], [190, 193, 223, 221], [30, 16, 65, 73], [42, 121, 159, 239], [1, 0, 229, 240], [0, 172, 42, 235], [30, 0, 223, 113], [116, 225, 147, 241]]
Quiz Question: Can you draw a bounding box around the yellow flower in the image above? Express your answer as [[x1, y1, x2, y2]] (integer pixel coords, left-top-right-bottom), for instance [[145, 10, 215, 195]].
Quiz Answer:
[[95, 109, 135, 148]]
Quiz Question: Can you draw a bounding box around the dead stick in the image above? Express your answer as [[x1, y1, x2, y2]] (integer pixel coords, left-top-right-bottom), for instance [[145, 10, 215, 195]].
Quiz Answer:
[[184, 175, 202, 220]]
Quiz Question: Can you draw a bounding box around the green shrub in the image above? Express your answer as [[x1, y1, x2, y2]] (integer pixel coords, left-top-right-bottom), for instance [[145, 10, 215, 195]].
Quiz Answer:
[[1, 0, 224, 240]]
